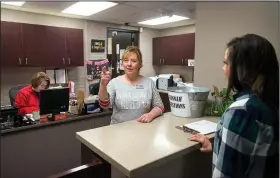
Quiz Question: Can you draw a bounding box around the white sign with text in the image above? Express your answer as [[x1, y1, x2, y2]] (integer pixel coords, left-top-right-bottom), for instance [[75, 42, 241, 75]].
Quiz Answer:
[[168, 91, 191, 118]]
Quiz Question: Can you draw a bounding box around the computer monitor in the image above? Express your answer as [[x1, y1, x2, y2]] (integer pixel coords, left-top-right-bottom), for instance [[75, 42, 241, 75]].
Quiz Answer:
[[40, 87, 69, 117]]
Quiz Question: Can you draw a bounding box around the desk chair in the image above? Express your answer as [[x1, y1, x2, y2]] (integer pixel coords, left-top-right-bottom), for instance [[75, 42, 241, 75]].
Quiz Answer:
[[9, 85, 27, 106], [89, 82, 100, 95]]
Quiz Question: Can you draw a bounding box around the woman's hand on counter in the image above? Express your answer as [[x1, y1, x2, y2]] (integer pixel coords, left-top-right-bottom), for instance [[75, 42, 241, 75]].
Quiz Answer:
[[189, 133, 212, 152], [137, 107, 162, 123], [137, 113, 154, 123]]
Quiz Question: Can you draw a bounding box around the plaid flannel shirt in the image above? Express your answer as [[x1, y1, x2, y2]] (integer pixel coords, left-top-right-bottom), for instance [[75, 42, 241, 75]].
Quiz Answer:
[[212, 90, 279, 178]]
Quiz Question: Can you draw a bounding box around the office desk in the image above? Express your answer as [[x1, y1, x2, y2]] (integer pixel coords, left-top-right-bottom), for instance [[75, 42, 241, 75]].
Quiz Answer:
[[1, 111, 111, 135], [1, 111, 112, 178], [77, 112, 219, 178]]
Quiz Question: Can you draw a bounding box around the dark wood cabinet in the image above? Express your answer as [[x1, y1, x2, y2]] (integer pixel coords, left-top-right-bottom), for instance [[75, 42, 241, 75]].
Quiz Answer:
[[39, 25, 67, 67], [153, 33, 195, 66], [22, 23, 48, 67], [1, 21, 23, 66], [1, 21, 84, 68], [65, 28, 84, 66]]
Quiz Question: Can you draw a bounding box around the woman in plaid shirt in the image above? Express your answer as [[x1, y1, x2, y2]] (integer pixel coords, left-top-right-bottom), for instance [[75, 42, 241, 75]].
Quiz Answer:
[[190, 34, 279, 178]]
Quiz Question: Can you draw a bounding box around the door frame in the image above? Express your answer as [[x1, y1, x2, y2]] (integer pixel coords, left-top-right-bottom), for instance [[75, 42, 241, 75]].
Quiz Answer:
[[106, 27, 140, 78]]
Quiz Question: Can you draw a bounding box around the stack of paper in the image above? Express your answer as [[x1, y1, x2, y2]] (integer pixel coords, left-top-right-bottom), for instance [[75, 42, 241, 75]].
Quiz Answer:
[[46, 69, 66, 84], [184, 120, 217, 135]]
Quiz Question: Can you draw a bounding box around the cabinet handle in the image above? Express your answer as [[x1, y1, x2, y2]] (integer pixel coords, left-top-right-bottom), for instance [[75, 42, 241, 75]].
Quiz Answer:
[[163, 59, 164, 64], [25, 58, 27, 65], [182, 59, 183, 64], [19, 58, 21, 65], [68, 58, 70, 64], [63, 58, 65, 65]]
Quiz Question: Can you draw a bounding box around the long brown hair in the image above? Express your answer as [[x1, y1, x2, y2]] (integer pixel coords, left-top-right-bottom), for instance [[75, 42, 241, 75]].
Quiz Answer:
[[226, 34, 279, 110]]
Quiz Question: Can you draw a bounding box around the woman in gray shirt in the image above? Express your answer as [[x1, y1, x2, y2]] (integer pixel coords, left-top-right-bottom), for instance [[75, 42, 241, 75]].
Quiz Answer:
[[98, 46, 164, 124]]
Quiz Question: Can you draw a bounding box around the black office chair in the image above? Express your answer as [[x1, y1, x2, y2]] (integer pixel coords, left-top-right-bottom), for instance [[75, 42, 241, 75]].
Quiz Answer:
[[88, 81, 100, 96], [9, 85, 27, 106]]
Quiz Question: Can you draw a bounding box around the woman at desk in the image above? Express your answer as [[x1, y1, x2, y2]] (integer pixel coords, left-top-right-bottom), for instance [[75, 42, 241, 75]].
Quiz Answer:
[[190, 34, 279, 178], [98, 46, 164, 124], [14, 72, 50, 115]]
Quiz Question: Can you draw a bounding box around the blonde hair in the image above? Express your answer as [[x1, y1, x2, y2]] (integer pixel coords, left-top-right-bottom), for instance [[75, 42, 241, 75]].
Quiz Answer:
[[31, 72, 50, 89], [122, 46, 142, 65]]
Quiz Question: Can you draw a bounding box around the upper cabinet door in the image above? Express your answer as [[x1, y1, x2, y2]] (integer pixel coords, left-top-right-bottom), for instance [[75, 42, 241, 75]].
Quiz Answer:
[[152, 33, 195, 66], [182, 33, 195, 63], [40, 25, 66, 67], [153, 37, 163, 65], [153, 37, 171, 65], [21, 23, 46, 67], [1, 21, 23, 67], [167, 33, 195, 65], [65, 28, 84, 66], [1, 21, 84, 68], [22, 23, 66, 67]]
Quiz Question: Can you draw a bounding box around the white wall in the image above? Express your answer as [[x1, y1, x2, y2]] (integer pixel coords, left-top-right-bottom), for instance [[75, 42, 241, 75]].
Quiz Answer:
[[160, 25, 195, 36], [139, 27, 161, 77], [194, 2, 279, 91]]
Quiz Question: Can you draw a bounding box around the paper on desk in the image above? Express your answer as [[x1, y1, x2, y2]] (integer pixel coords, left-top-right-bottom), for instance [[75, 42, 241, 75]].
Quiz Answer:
[[184, 120, 217, 135], [55, 69, 66, 84], [46, 70, 55, 84]]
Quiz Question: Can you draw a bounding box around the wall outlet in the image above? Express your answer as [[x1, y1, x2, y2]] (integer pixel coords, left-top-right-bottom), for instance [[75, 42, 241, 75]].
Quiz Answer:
[[188, 59, 195, 66]]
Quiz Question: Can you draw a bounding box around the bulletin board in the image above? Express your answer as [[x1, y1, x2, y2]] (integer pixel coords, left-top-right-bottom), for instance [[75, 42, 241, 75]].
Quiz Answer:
[[86, 59, 110, 81]]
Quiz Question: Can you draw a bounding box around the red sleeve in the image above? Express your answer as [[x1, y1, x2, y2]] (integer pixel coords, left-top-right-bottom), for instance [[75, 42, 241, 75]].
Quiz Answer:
[[14, 91, 37, 115]]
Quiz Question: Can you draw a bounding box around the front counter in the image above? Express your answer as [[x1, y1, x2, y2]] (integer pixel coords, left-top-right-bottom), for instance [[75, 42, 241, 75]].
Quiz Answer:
[[77, 112, 219, 178], [1, 111, 112, 178]]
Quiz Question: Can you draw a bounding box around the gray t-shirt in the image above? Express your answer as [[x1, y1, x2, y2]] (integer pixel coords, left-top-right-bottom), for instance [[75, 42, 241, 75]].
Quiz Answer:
[[107, 76, 164, 124]]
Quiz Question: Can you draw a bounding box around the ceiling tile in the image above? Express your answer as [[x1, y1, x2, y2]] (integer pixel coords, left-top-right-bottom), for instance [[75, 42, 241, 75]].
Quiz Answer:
[[1, 1, 196, 30], [123, 1, 172, 10], [89, 4, 143, 19], [118, 10, 161, 23], [155, 2, 196, 16]]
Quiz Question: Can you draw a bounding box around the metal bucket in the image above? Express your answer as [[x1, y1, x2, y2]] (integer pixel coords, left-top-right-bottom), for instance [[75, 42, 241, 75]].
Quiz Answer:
[[167, 86, 210, 118]]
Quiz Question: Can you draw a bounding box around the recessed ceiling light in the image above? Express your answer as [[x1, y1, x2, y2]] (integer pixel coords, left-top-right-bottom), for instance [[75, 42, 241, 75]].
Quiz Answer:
[[138, 15, 189, 25], [1, 1, 25, 6], [61, 2, 118, 16]]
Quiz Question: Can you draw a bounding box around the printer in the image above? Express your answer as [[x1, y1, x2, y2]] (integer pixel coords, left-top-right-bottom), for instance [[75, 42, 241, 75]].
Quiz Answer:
[[158, 74, 175, 90]]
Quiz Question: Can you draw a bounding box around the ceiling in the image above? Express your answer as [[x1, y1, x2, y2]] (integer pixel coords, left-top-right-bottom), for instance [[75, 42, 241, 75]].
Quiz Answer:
[[1, 1, 196, 29]]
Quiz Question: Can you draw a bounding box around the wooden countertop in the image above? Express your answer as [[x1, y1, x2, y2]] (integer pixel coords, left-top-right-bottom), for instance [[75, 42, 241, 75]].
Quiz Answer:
[[1, 111, 112, 135], [76, 112, 219, 177]]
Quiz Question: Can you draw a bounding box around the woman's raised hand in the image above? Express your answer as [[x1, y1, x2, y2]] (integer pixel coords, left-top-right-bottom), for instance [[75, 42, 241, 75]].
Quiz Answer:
[[100, 66, 111, 87]]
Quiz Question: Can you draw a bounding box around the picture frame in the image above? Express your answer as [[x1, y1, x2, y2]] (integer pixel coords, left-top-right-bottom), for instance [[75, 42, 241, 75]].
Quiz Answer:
[[91, 39, 105, 52]]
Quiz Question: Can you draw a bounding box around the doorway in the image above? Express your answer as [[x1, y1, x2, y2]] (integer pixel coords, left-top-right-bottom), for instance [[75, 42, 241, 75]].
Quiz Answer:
[[107, 28, 139, 78]]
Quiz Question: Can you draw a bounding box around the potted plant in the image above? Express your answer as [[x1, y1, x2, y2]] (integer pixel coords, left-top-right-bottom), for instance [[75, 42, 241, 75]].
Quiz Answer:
[[204, 86, 234, 117]]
